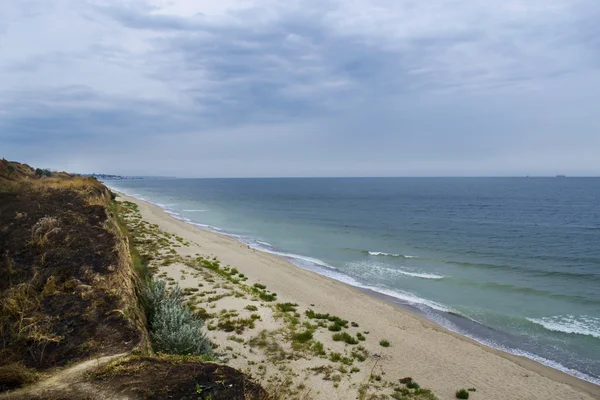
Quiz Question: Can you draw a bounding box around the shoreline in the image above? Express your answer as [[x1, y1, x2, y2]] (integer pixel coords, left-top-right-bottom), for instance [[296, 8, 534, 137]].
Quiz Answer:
[[117, 191, 599, 399]]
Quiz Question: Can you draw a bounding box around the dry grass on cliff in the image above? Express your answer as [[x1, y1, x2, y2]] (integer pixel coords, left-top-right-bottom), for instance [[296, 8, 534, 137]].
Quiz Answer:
[[0, 162, 146, 392]]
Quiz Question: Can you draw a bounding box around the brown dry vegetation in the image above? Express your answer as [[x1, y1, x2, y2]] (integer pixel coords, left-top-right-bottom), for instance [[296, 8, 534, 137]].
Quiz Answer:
[[89, 354, 269, 400], [0, 159, 146, 391]]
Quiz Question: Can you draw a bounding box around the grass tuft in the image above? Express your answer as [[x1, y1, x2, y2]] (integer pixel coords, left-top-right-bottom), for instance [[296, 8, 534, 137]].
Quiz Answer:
[[276, 302, 298, 313], [407, 381, 420, 389], [292, 330, 314, 343], [332, 332, 359, 345]]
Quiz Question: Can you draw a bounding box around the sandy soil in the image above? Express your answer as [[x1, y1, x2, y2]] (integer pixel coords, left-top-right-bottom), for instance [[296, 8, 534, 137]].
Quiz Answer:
[[121, 194, 600, 400]]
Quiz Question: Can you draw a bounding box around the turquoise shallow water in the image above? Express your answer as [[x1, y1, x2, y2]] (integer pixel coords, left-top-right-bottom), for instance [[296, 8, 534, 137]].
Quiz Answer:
[[106, 177, 600, 384]]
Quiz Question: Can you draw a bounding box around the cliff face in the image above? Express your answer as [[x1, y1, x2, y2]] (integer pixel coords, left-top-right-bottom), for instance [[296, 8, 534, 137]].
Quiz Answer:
[[0, 161, 147, 391]]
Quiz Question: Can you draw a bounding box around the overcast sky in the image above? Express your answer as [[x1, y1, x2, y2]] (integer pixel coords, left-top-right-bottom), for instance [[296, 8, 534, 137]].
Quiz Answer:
[[1, 0, 599, 177]]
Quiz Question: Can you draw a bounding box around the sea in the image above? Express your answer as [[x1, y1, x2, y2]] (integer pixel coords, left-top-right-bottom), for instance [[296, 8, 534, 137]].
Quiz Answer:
[[104, 177, 600, 385]]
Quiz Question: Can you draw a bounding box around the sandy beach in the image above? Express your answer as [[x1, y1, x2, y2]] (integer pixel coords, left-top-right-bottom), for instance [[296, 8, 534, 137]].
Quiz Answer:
[[120, 193, 600, 400]]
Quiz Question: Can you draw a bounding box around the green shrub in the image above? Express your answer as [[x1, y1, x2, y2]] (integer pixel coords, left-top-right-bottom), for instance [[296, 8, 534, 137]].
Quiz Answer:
[[144, 280, 212, 356], [356, 332, 366, 341], [379, 339, 390, 347], [34, 168, 52, 177], [227, 335, 245, 343], [328, 316, 348, 328], [276, 302, 298, 313], [253, 283, 267, 290], [216, 317, 256, 334], [305, 309, 330, 320], [340, 356, 353, 365], [312, 341, 326, 355], [293, 330, 313, 343], [332, 332, 358, 345], [245, 305, 258, 311], [456, 389, 469, 399], [328, 323, 343, 332], [406, 381, 420, 389], [351, 351, 366, 362], [259, 292, 277, 302], [144, 279, 178, 317]]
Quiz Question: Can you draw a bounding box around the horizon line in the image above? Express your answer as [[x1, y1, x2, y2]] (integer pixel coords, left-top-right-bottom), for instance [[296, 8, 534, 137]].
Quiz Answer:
[[96, 175, 600, 179]]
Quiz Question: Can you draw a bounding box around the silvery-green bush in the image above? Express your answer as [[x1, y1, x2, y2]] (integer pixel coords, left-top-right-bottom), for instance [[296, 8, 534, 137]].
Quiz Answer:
[[144, 279, 212, 356], [144, 279, 181, 316]]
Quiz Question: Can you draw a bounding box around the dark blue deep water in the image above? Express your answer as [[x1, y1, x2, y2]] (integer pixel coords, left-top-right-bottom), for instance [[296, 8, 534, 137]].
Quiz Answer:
[[106, 177, 600, 384]]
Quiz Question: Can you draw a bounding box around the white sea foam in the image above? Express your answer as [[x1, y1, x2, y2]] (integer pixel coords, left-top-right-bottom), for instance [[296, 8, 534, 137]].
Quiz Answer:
[[396, 270, 445, 279], [362, 286, 452, 313], [368, 251, 416, 258], [190, 222, 223, 232], [263, 249, 337, 270], [349, 260, 445, 280], [527, 315, 600, 339], [183, 209, 206, 212]]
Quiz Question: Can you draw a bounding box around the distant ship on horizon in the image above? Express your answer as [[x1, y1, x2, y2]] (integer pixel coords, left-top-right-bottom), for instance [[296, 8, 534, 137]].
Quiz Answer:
[[556, 175, 567, 178]]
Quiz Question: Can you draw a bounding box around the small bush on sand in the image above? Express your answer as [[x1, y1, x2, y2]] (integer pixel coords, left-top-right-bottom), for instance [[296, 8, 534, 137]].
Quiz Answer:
[[312, 341, 326, 356], [351, 351, 367, 362], [393, 387, 438, 400], [305, 309, 330, 320], [144, 280, 212, 356], [293, 330, 313, 343], [406, 381, 420, 389], [328, 316, 348, 328], [456, 389, 469, 399], [332, 332, 359, 345], [379, 339, 390, 347], [276, 302, 298, 313], [259, 292, 277, 302]]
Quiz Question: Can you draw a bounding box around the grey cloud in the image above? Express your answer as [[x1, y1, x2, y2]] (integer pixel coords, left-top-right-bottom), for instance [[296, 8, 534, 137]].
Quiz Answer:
[[1, 0, 600, 176], [92, 3, 204, 31], [0, 86, 198, 144]]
